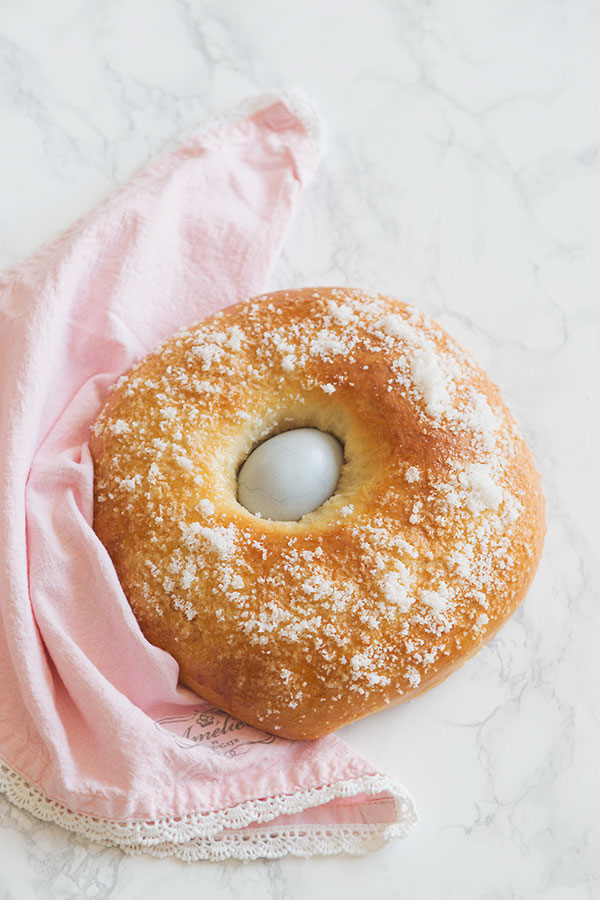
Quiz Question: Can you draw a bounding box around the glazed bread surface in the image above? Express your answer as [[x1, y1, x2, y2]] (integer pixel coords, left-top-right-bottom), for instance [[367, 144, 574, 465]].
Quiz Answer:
[[90, 288, 545, 740]]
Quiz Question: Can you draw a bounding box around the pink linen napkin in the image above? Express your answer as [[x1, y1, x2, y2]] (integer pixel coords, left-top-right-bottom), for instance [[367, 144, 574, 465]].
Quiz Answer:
[[0, 90, 417, 860]]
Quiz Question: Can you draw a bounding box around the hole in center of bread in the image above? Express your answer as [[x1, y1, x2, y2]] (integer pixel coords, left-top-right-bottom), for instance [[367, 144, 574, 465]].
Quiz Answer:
[[236, 427, 344, 522]]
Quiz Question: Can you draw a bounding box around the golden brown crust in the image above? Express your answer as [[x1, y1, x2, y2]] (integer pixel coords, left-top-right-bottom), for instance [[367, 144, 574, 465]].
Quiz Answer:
[[90, 288, 545, 740]]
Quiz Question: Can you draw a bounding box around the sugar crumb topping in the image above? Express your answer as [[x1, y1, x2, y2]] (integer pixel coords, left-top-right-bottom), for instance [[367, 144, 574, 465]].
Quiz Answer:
[[93, 286, 532, 711]]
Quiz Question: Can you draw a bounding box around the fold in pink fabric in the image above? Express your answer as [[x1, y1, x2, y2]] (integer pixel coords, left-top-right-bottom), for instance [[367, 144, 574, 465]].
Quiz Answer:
[[0, 93, 416, 859]]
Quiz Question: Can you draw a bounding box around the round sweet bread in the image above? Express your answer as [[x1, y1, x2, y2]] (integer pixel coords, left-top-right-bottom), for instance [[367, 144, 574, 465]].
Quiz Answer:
[[90, 288, 545, 740]]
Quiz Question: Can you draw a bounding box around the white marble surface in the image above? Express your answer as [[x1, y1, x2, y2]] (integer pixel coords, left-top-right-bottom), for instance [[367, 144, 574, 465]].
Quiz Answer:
[[1, 0, 599, 897]]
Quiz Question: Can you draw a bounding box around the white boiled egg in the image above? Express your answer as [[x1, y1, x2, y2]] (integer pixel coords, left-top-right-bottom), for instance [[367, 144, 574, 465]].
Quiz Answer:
[[237, 428, 344, 521]]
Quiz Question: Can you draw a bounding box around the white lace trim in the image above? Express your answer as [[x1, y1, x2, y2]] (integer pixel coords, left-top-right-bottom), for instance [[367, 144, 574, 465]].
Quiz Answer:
[[0, 758, 417, 860]]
